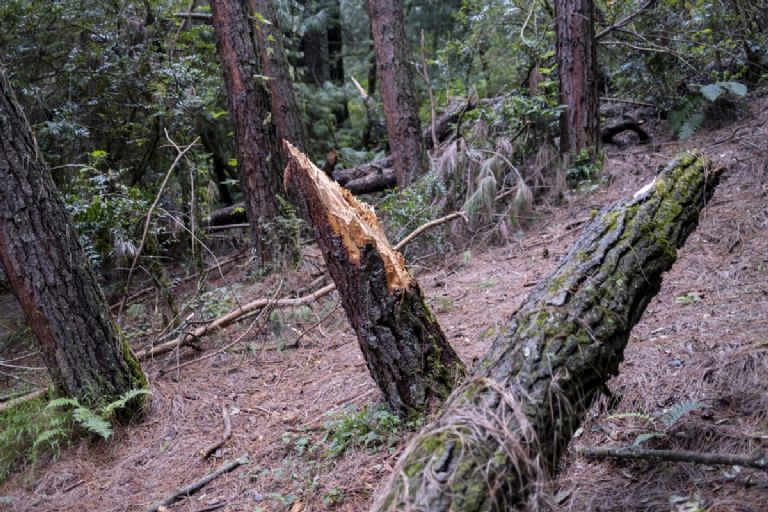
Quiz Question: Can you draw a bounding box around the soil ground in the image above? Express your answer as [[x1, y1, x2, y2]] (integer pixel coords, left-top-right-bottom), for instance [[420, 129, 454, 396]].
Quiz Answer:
[[1, 89, 767, 511]]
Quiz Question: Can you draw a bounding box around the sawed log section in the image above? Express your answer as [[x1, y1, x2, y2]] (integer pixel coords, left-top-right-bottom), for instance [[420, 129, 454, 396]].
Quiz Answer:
[[372, 152, 723, 510], [283, 141, 466, 418]]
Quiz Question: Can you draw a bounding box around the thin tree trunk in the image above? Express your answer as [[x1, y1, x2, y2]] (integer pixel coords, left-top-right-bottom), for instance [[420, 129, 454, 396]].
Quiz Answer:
[[284, 142, 466, 417], [210, 0, 285, 269], [372, 153, 723, 510], [251, 0, 307, 152], [369, 0, 426, 187], [555, 0, 600, 159], [0, 71, 146, 403]]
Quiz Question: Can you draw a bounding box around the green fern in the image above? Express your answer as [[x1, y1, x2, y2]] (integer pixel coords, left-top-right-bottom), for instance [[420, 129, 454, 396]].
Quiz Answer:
[[661, 401, 710, 427], [632, 432, 665, 448], [72, 407, 113, 440], [101, 388, 151, 418]]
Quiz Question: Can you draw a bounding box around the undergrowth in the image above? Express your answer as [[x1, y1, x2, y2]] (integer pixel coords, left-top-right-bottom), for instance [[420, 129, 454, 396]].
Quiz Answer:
[[0, 388, 150, 484]]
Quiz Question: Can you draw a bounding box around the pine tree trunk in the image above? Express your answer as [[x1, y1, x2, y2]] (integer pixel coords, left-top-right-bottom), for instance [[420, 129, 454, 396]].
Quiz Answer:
[[555, 0, 600, 159], [283, 142, 466, 418], [369, 0, 426, 187], [372, 153, 723, 511], [211, 0, 285, 269], [251, 0, 308, 152], [0, 71, 146, 403]]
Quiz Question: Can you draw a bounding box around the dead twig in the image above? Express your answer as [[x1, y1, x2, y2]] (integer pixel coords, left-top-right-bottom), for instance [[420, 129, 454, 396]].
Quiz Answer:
[[283, 302, 341, 349], [200, 406, 233, 459], [596, 0, 657, 40], [576, 446, 768, 471], [144, 455, 248, 512], [117, 131, 199, 322], [0, 389, 47, 412]]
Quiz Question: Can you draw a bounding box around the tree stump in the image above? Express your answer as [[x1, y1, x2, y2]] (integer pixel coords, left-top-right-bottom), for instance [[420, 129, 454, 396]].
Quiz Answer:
[[283, 141, 466, 418], [372, 152, 723, 511]]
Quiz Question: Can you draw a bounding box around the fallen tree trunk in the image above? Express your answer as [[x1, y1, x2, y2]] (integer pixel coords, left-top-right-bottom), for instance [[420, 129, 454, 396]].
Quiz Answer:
[[284, 141, 467, 418], [372, 152, 723, 510], [204, 202, 248, 227]]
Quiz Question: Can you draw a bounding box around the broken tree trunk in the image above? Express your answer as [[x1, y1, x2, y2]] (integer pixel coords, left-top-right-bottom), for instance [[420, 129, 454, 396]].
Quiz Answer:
[[372, 152, 723, 511], [283, 141, 466, 418]]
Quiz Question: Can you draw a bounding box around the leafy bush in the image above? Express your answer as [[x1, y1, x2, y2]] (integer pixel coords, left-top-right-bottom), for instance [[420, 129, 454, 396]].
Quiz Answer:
[[321, 404, 421, 457], [669, 81, 747, 140]]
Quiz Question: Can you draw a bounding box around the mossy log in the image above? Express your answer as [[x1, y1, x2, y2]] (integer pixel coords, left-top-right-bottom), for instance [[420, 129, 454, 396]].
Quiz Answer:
[[283, 141, 467, 418], [372, 152, 723, 511]]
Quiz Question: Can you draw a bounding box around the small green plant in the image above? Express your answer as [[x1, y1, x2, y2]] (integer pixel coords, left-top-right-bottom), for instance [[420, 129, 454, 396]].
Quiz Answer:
[[322, 404, 419, 457], [44, 388, 151, 440], [675, 292, 703, 305], [567, 148, 604, 188], [0, 394, 70, 483], [610, 401, 711, 449], [322, 485, 344, 506], [669, 81, 747, 139]]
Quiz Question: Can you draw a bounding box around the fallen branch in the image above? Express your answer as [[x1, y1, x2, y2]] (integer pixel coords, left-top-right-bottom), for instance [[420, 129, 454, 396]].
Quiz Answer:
[[145, 456, 248, 512], [596, 0, 657, 40], [200, 406, 233, 459], [576, 446, 768, 471], [138, 210, 464, 360], [159, 285, 279, 374], [0, 389, 46, 412], [284, 302, 341, 349]]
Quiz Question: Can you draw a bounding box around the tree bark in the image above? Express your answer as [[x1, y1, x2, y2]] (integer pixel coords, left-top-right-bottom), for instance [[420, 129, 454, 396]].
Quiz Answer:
[[0, 71, 146, 403], [369, 0, 427, 187], [251, 0, 308, 153], [555, 0, 601, 159], [211, 0, 286, 269], [372, 153, 723, 511], [283, 142, 466, 418]]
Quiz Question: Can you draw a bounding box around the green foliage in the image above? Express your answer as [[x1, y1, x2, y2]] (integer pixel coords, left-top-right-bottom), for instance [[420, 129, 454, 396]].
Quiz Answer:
[[609, 400, 711, 449], [321, 404, 421, 458], [378, 177, 440, 245], [0, 395, 70, 483], [46, 388, 151, 440], [567, 148, 604, 188], [669, 81, 747, 139], [660, 401, 710, 428]]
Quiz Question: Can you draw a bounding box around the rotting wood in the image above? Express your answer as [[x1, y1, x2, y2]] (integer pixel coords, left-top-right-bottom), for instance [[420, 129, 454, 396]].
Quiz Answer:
[[200, 406, 233, 459], [576, 445, 768, 471], [137, 210, 464, 360], [602, 117, 651, 144], [283, 140, 466, 418], [145, 456, 248, 512], [371, 152, 724, 511]]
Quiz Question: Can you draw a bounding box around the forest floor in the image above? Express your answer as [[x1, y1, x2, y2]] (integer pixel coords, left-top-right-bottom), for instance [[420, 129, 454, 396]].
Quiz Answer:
[[1, 89, 767, 512]]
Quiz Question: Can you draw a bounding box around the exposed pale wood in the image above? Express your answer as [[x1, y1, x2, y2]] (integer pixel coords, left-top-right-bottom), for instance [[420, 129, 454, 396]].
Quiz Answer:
[[200, 406, 233, 459], [284, 141, 465, 417]]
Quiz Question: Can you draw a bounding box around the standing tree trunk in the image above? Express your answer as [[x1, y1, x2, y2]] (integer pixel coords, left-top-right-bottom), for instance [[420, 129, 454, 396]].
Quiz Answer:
[[211, 0, 285, 269], [0, 71, 146, 403], [251, 0, 307, 152], [369, 0, 427, 187], [372, 153, 723, 510], [555, 0, 600, 160], [284, 142, 466, 418]]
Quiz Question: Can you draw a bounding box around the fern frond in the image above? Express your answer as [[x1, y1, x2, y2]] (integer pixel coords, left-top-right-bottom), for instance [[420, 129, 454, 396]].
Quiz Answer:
[[661, 401, 710, 427], [101, 388, 151, 418], [33, 428, 66, 449], [632, 432, 665, 448], [607, 412, 655, 424], [46, 397, 80, 410], [73, 407, 113, 440]]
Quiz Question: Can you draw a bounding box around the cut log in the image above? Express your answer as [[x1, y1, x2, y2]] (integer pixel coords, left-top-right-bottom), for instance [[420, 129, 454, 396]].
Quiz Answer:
[[333, 157, 397, 195], [283, 141, 467, 418], [372, 152, 723, 511]]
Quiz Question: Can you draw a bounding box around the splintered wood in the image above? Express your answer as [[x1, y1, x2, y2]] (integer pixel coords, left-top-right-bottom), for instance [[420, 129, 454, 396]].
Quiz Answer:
[[283, 141, 410, 292]]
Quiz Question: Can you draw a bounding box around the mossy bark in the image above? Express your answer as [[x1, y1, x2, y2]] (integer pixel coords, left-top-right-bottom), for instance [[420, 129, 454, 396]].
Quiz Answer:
[[372, 152, 723, 511], [283, 142, 466, 418], [0, 70, 147, 405]]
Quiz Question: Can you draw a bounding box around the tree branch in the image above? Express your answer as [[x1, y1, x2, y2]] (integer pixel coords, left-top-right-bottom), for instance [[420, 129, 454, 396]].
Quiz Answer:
[[576, 445, 768, 471]]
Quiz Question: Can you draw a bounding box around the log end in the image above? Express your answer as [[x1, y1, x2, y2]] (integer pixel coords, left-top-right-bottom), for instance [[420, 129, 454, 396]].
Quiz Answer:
[[283, 141, 411, 291]]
